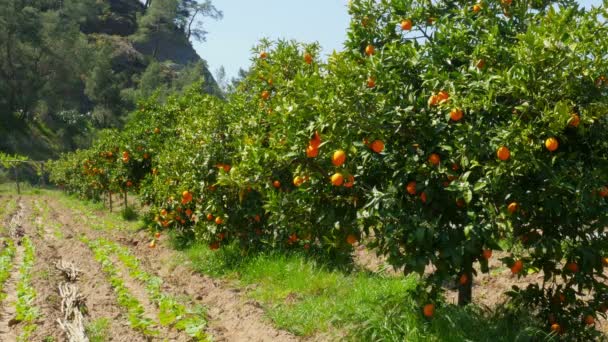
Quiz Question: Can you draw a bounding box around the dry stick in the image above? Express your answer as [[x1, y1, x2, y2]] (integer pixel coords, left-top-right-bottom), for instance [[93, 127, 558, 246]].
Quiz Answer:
[[56, 260, 89, 342]]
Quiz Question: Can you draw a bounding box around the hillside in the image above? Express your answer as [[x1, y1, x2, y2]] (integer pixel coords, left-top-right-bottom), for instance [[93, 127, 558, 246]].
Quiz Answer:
[[0, 0, 221, 160]]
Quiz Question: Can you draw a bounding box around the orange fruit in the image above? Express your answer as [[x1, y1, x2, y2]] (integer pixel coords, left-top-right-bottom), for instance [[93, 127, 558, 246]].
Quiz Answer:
[[160, 209, 168, 217], [400, 19, 413, 31], [215, 216, 224, 225], [209, 242, 220, 250], [206, 213, 214, 221], [428, 94, 439, 107], [550, 323, 561, 333], [331, 173, 344, 186], [182, 191, 193, 204], [497, 146, 510, 161], [346, 234, 358, 245], [545, 137, 559, 152], [565, 262, 579, 273], [365, 44, 375, 56], [584, 315, 595, 326], [217, 232, 226, 241], [406, 181, 417, 195], [293, 176, 305, 187], [288, 233, 298, 244], [600, 186, 608, 198], [420, 191, 428, 203], [185, 209, 192, 217], [451, 163, 460, 171], [602, 257, 608, 266], [459, 274, 469, 285], [473, 4, 482, 13], [273, 180, 281, 188], [332, 150, 347, 167], [143, 153, 150, 159], [456, 198, 465, 208], [367, 77, 376, 88], [344, 175, 355, 188], [511, 260, 523, 274], [423, 303, 435, 318], [482, 249, 492, 259], [122, 151, 130, 163], [370, 140, 385, 153], [475, 59, 485, 69], [428, 153, 441, 166], [154, 127, 160, 134], [304, 52, 313, 64], [154, 232, 161, 239], [126, 181, 133, 187], [259, 51, 268, 59], [306, 145, 319, 158], [254, 214, 261, 222], [437, 91, 449, 103], [569, 113, 580, 127], [507, 202, 518, 214], [261, 90, 271, 100], [149, 240, 156, 248], [450, 108, 463, 122]]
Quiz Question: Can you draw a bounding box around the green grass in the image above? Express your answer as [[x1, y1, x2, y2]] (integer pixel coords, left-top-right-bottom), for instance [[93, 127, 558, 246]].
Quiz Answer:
[[181, 242, 551, 341], [0, 238, 16, 302], [85, 318, 110, 342]]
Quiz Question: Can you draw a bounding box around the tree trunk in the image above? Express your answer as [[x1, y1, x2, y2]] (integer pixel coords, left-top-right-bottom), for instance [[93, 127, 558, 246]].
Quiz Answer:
[[458, 254, 473, 306], [13, 166, 20, 195], [124, 190, 128, 212], [109, 191, 113, 212]]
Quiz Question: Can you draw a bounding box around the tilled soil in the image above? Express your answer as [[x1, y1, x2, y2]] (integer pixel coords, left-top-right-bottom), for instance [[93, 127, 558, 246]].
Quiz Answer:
[[41, 193, 300, 342]]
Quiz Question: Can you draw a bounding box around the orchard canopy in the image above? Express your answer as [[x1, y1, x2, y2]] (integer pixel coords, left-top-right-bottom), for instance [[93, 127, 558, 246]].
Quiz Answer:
[[50, 0, 608, 339]]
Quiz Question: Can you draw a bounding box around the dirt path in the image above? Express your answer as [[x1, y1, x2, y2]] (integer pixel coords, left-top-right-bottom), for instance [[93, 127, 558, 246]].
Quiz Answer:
[[45, 194, 300, 342]]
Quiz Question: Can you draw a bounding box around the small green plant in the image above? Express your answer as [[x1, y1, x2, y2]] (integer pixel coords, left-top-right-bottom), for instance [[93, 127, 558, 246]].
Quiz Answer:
[[0, 237, 16, 301], [82, 237, 158, 337], [16, 236, 39, 341], [85, 318, 110, 342]]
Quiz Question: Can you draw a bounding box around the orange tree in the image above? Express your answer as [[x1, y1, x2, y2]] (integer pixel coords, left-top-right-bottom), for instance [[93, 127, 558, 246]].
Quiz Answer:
[[345, 0, 608, 337]]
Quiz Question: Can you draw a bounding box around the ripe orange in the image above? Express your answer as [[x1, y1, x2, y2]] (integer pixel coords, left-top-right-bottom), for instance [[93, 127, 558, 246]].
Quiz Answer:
[[306, 144, 319, 158], [160, 209, 168, 217], [423, 303, 435, 318], [507, 202, 518, 214], [473, 4, 482, 13], [482, 249, 492, 260], [206, 213, 214, 221], [344, 175, 355, 188], [215, 216, 224, 225], [602, 257, 608, 266], [293, 176, 305, 187], [332, 150, 346, 167], [584, 315, 595, 326], [406, 181, 417, 195], [122, 151, 130, 163], [569, 113, 580, 127], [437, 91, 449, 103], [400, 19, 413, 31], [261, 90, 271, 100], [304, 52, 313, 64], [185, 209, 193, 217], [428, 153, 441, 166], [143, 153, 150, 159], [545, 137, 559, 152], [346, 234, 358, 245], [497, 146, 510, 161], [331, 173, 344, 186], [288, 233, 298, 244], [600, 186, 608, 198], [182, 191, 193, 204], [365, 44, 375, 56], [420, 191, 428, 203], [370, 140, 385, 153], [428, 94, 439, 107], [259, 51, 268, 59], [254, 214, 261, 222], [511, 260, 523, 274], [209, 242, 220, 250], [550, 323, 561, 333], [367, 77, 376, 88], [149, 240, 156, 248], [456, 198, 465, 208], [451, 163, 460, 171], [459, 274, 469, 285], [126, 181, 133, 187], [475, 59, 485, 69], [273, 180, 281, 188], [450, 108, 463, 122], [154, 232, 161, 239], [565, 262, 579, 273]]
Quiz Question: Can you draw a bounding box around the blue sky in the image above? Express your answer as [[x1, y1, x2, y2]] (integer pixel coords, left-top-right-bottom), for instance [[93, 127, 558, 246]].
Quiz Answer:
[[194, 0, 603, 80]]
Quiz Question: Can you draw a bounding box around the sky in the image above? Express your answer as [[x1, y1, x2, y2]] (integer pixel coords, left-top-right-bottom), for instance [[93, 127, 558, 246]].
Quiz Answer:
[[193, 0, 603, 81]]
